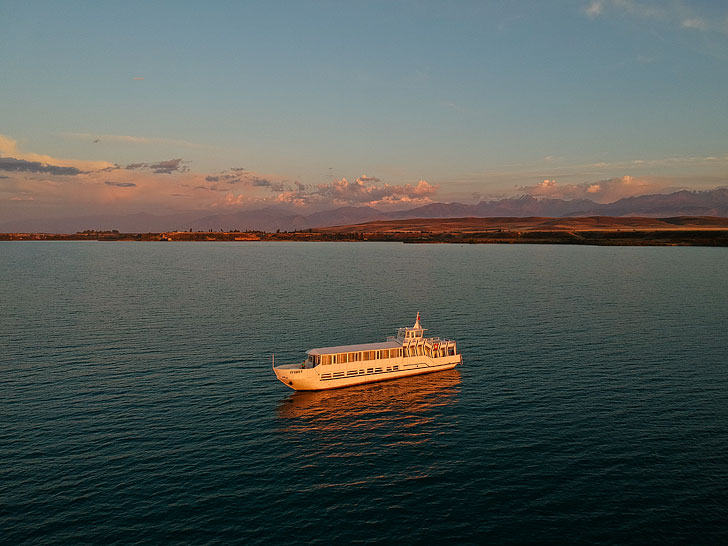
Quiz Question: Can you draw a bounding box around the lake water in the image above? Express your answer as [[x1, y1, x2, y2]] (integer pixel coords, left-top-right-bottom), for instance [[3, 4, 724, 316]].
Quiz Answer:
[[2, 242, 727, 544]]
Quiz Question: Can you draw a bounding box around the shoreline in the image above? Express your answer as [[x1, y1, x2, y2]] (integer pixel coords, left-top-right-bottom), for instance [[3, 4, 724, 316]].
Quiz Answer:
[[3, 216, 728, 247]]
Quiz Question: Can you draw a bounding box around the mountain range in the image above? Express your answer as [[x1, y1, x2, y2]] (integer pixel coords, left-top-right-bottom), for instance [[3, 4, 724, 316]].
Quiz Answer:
[[3, 188, 727, 233]]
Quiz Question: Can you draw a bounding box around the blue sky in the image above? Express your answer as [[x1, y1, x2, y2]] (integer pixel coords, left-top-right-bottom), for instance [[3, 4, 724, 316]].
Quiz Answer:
[[1, 0, 727, 218]]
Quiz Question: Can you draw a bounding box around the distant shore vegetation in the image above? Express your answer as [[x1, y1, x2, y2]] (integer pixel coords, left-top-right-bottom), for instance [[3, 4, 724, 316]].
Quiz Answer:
[[2, 217, 728, 246]]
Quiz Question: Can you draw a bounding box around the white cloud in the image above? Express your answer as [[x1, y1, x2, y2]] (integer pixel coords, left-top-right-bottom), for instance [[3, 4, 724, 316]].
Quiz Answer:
[[682, 18, 708, 31], [585, 1, 603, 18], [583, 1, 727, 33]]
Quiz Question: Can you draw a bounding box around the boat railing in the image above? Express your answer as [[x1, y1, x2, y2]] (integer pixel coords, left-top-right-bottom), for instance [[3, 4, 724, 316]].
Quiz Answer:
[[423, 336, 455, 344]]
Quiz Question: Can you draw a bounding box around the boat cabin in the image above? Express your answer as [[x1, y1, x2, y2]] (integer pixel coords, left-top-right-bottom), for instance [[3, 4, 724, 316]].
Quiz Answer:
[[301, 314, 457, 369], [305, 341, 403, 367]]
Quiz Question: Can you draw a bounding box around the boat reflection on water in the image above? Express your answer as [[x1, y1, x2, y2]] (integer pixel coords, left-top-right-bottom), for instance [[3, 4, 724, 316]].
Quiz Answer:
[[276, 369, 461, 439]]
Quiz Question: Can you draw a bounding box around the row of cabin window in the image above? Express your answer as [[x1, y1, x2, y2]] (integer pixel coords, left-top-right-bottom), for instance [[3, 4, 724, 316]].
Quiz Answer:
[[312, 348, 403, 366]]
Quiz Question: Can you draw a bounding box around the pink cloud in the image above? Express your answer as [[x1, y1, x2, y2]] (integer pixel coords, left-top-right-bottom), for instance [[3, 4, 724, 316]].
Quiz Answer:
[[312, 176, 438, 207], [1, 135, 441, 220], [518, 175, 672, 203]]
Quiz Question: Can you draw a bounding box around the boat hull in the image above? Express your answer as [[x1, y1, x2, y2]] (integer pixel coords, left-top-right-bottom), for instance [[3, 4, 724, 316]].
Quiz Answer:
[[274, 355, 462, 391]]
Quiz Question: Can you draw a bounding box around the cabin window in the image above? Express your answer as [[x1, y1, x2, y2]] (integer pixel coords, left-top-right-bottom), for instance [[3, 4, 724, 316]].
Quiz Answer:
[[348, 352, 356, 362], [322, 355, 331, 365], [381, 349, 389, 359], [376, 350, 381, 360]]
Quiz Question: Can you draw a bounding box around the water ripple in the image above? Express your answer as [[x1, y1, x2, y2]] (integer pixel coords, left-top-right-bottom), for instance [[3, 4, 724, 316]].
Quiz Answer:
[[1, 242, 727, 544]]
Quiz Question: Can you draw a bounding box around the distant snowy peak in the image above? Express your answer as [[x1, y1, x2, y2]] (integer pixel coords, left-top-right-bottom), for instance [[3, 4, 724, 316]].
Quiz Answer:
[[2, 189, 727, 233]]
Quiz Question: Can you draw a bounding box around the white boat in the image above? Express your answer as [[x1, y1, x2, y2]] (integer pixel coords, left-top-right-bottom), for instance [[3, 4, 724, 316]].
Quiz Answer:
[[273, 313, 462, 391]]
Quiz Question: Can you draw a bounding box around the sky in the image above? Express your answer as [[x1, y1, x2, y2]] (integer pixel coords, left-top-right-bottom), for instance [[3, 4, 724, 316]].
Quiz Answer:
[[1, 0, 727, 221]]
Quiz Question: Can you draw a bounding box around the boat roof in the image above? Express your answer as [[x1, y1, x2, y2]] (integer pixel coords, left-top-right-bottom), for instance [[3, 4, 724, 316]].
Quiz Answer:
[[307, 340, 401, 356]]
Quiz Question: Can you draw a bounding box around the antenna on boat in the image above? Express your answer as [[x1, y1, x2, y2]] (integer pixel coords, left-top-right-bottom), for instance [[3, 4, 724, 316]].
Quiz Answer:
[[272, 354, 275, 368]]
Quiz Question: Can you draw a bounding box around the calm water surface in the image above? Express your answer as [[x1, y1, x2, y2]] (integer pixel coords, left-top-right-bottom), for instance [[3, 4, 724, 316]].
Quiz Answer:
[[1, 242, 727, 544]]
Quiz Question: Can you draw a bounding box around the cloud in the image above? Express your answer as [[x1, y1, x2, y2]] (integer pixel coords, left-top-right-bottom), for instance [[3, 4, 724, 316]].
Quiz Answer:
[[251, 178, 285, 191], [583, 1, 728, 33], [218, 193, 259, 207], [125, 158, 189, 174], [357, 174, 380, 183], [215, 174, 440, 209], [1, 133, 325, 220], [201, 170, 285, 191], [0, 157, 83, 176], [0, 134, 114, 171], [585, 1, 603, 18], [151, 159, 188, 174], [518, 175, 671, 203], [309, 176, 438, 207], [205, 172, 250, 184], [682, 18, 708, 31]]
